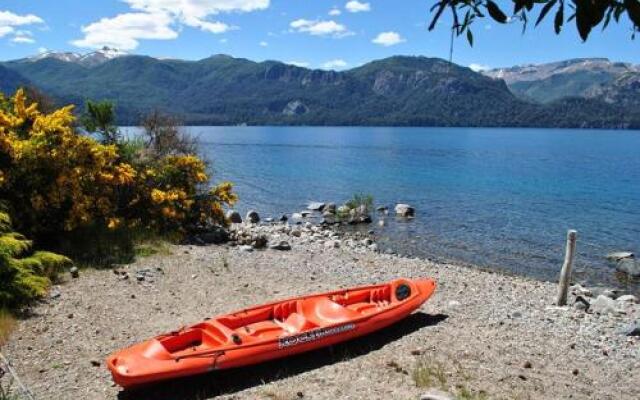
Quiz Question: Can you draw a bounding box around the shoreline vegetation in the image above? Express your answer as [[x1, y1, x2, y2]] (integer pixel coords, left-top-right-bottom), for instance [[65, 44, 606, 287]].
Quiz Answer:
[[0, 88, 236, 351]]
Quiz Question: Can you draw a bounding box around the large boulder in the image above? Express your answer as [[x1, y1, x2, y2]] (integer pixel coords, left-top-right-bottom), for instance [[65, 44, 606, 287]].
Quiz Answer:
[[616, 258, 640, 277], [395, 203, 415, 217], [246, 210, 260, 224], [226, 210, 242, 224]]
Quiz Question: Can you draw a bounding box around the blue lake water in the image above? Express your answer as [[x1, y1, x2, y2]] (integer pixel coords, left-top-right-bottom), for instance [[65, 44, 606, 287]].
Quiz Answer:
[[185, 126, 639, 292]]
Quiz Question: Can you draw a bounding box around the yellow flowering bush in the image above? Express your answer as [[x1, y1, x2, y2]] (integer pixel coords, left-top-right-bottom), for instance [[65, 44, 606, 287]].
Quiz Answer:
[[126, 155, 237, 231], [0, 89, 236, 239]]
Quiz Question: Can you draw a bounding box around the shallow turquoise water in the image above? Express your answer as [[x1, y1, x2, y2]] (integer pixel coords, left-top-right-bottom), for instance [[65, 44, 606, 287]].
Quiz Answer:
[[185, 126, 639, 291]]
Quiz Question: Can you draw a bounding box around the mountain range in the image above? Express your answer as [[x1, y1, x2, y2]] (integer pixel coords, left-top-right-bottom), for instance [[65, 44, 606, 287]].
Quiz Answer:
[[484, 58, 640, 104], [0, 49, 638, 128]]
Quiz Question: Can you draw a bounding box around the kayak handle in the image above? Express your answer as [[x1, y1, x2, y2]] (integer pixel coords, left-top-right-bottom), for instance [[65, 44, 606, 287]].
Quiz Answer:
[[175, 350, 226, 365]]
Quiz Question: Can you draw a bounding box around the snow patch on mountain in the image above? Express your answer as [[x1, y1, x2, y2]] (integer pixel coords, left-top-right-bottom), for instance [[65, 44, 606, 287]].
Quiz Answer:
[[26, 47, 127, 67]]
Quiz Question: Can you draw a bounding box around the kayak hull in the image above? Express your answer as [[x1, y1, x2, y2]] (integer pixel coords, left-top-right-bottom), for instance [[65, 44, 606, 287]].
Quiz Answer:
[[107, 278, 436, 388]]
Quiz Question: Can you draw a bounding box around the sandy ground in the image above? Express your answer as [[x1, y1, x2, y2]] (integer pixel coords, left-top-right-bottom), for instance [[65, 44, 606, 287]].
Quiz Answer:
[[2, 223, 639, 400]]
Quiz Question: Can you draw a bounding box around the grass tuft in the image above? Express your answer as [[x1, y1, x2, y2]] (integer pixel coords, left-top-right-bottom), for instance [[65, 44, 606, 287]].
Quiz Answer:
[[413, 358, 448, 389]]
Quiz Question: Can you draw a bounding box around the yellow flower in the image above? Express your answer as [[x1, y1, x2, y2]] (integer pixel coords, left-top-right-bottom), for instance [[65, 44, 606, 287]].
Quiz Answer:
[[151, 189, 166, 204], [107, 217, 121, 230]]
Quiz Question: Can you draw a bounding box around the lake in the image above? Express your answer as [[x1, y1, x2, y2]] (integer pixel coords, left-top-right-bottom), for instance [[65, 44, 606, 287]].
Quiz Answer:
[[184, 126, 639, 292]]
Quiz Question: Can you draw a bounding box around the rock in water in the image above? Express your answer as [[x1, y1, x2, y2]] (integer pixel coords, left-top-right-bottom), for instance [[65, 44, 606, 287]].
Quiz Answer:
[[616, 258, 640, 277], [324, 203, 336, 213], [606, 251, 634, 261], [395, 203, 415, 217], [270, 241, 291, 251], [226, 210, 242, 224], [246, 210, 260, 224], [278, 214, 288, 222], [307, 202, 326, 211]]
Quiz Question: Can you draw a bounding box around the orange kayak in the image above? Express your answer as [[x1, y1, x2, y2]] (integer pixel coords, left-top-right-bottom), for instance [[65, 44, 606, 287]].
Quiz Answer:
[[106, 278, 436, 388]]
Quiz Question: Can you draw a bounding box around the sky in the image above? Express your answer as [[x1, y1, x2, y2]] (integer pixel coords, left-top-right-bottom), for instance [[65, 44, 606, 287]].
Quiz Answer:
[[1, 0, 639, 70]]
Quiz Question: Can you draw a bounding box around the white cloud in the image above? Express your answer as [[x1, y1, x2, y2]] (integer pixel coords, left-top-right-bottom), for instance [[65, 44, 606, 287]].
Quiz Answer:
[[469, 63, 490, 72], [37, 47, 48, 53], [345, 1, 370, 13], [321, 59, 348, 70], [259, 40, 268, 46], [73, 0, 269, 50], [72, 12, 178, 50], [125, 0, 266, 32], [0, 10, 44, 39], [190, 19, 233, 33], [371, 31, 405, 47], [11, 36, 34, 44], [219, 38, 228, 43], [328, 8, 341, 16], [290, 19, 351, 37], [11, 30, 34, 44], [287, 60, 309, 68]]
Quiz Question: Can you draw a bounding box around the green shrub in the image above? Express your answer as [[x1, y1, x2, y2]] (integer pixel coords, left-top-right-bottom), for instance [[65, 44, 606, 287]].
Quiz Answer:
[[0, 210, 71, 309]]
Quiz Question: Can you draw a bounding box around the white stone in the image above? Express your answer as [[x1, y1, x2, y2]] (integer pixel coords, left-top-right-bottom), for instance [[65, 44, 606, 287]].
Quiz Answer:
[[420, 389, 454, 400]]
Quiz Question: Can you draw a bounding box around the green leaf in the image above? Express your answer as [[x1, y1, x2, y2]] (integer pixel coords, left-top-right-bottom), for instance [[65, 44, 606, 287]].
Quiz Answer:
[[428, 1, 447, 31], [602, 7, 613, 29], [486, 0, 508, 23], [625, 0, 640, 27], [536, 0, 558, 27], [575, 1, 593, 41], [467, 29, 474, 46], [554, 3, 564, 34]]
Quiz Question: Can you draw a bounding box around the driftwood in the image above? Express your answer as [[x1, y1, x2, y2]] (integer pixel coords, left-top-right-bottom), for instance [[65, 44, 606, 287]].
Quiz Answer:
[[556, 229, 577, 306]]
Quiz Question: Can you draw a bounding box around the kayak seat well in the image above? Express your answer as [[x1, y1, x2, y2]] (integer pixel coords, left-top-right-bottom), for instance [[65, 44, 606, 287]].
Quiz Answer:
[[157, 328, 224, 358], [301, 297, 361, 326], [335, 286, 392, 315]]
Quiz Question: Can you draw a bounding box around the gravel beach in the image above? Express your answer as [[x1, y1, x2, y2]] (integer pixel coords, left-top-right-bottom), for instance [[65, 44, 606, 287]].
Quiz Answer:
[[2, 222, 639, 400]]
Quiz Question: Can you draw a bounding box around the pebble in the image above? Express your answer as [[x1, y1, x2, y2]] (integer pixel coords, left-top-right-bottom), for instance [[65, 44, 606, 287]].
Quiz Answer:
[[70, 267, 79, 278], [270, 241, 292, 251], [420, 389, 454, 400]]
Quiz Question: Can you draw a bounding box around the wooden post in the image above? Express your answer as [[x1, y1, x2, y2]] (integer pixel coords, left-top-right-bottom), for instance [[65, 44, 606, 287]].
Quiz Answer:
[[556, 229, 577, 306]]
